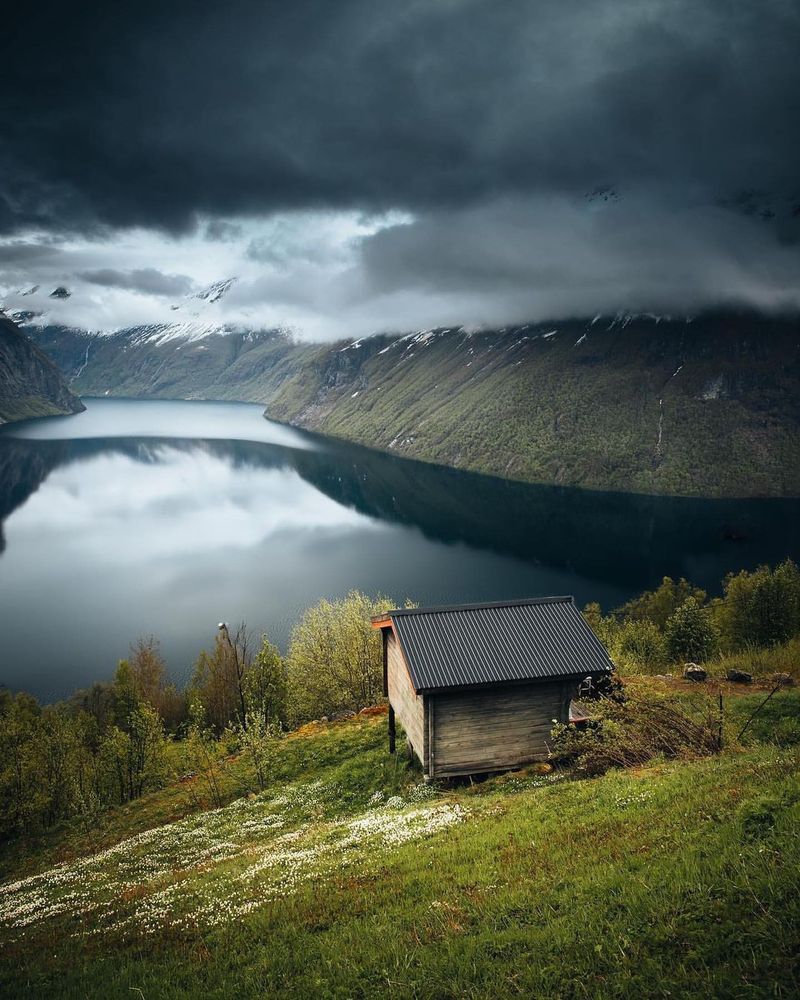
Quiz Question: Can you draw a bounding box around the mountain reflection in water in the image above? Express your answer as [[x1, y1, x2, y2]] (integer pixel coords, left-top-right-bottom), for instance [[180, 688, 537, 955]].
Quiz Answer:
[[0, 400, 798, 700]]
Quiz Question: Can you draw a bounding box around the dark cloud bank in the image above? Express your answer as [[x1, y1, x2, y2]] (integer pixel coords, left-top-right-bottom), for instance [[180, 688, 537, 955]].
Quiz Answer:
[[78, 269, 194, 297], [1, 0, 799, 328]]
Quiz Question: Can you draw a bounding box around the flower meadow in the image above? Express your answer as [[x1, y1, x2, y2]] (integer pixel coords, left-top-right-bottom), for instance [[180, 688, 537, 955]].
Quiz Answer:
[[1, 713, 798, 999], [0, 778, 467, 943]]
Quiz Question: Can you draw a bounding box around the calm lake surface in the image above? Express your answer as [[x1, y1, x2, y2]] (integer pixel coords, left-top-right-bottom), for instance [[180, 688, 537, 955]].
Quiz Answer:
[[1, 398, 798, 701]]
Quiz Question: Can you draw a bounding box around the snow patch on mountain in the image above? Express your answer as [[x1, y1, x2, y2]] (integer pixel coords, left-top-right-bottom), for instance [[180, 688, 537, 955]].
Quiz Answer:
[[188, 277, 237, 304], [127, 320, 246, 346]]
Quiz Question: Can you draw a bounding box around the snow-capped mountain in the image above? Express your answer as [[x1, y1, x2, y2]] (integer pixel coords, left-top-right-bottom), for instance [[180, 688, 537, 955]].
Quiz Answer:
[[188, 277, 237, 304], [0, 275, 244, 345]]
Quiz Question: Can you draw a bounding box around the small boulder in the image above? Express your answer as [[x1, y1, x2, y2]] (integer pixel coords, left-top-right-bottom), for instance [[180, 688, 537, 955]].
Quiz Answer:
[[329, 710, 356, 722], [726, 669, 752, 684], [771, 672, 795, 687], [683, 663, 707, 682]]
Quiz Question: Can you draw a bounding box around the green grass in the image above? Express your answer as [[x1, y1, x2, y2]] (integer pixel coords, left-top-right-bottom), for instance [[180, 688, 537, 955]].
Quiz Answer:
[[0, 713, 417, 884], [1, 692, 799, 998], [713, 636, 800, 683]]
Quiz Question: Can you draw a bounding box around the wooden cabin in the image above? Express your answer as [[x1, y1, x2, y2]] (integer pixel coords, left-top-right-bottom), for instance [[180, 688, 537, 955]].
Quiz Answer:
[[372, 596, 614, 779]]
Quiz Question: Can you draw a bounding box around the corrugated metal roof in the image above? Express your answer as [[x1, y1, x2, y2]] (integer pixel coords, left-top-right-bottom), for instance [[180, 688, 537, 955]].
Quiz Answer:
[[379, 597, 613, 693]]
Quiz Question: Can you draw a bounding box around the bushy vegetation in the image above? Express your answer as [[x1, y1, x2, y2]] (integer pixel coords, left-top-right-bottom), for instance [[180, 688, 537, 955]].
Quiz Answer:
[[286, 590, 394, 722], [2, 561, 799, 851], [0, 651, 172, 839], [587, 559, 800, 675], [0, 592, 392, 841], [551, 687, 721, 775], [717, 559, 800, 649]]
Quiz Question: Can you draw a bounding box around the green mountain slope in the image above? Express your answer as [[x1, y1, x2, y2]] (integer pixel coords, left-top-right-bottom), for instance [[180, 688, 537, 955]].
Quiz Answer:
[[30, 324, 314, 403], [0, 315, 84, 424], [266, 313, 800, 498], [1, 704, 798, 998], [25, 311, 800, 497]]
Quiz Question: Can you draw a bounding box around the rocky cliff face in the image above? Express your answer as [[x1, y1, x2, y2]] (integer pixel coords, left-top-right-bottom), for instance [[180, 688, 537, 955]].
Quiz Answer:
[[0, 314, 85, 424]]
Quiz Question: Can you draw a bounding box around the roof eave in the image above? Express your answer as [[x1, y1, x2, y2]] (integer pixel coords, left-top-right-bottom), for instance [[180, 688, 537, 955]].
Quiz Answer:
[[416, 666, 613, 696], [378, 595, 575, 620]]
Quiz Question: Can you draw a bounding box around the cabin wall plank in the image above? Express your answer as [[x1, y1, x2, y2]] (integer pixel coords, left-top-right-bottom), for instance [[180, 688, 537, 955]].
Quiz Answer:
[[386, 632, 425, 766], [431, 681, 576, 776]]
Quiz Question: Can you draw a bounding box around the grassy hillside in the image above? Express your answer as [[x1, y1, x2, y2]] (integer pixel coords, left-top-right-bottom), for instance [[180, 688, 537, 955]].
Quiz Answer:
[[266, 312, 800, 498], [2, 687, 798, 999]]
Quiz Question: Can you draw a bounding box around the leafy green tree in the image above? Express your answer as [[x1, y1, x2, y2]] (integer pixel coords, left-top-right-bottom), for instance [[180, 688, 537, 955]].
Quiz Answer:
[[617, 576, 707, 629], [111, 658, 138, 728], [238, 710, 283, 791], [66, 681, 116, 730], [35, 708, 87, 826], [582, 602, 619, 650], [190, 635, 242, 734], [287, 591, 394, 722], [720, 560, 800, 650], [98, 703, 168, 804], [614, 619, 668, 671], [191, 624, 259, 733], [245, 634, 288, 725], [114, 637, 187, 730], [0, 692, 43, 834], [0, 696, 102, 835], [184, 701, 225, 808], [99, 726, 133, 805], [665, 597, 718, 663]]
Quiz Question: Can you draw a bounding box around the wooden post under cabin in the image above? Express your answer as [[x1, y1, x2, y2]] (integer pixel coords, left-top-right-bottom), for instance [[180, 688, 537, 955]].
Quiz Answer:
[[388, 705, 396, 754]]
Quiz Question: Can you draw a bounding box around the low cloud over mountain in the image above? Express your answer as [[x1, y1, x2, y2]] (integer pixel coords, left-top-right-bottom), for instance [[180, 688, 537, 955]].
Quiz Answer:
[[1, 0, 799, 337]]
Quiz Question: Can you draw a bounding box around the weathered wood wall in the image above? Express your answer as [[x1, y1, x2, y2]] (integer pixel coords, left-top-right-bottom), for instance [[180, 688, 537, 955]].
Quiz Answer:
[[430, 680, 574, 777], [386, 631, 426, 768]]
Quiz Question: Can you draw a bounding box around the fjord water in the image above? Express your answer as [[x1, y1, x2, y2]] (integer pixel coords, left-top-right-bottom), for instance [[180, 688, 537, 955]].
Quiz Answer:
[[1, 398, 798, 701]]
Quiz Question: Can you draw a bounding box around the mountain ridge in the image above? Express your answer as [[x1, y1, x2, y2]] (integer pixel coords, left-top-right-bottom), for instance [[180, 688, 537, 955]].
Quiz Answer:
[[22, 309, 800, 499], [264, 311, 800, 498]]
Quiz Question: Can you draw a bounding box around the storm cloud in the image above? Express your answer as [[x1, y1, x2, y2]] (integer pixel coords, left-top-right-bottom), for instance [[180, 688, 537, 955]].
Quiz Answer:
[[1, 0, 799, 335], [79, 268, 195, 297]]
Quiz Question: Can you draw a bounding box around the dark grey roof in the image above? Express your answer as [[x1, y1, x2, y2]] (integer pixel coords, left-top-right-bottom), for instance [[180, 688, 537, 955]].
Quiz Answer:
[[379, 596, 613, 692]]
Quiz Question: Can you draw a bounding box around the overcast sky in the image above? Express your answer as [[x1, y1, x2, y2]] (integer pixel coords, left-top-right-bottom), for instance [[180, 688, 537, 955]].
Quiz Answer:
[[1, 0, 799, 338]]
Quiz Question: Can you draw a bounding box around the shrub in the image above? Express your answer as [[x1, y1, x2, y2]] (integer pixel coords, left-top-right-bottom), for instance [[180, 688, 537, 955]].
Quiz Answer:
[[616, 576, 706, 629], [287, 590, 395, 723], [245, 635, 288, 726], [550, 689, 719, 775], [582, 602, 620, 650], [237, 711, 283, 791], [665, 597, 718, 663], [719, 560, 800, 651], [613, 619, 668, 672]]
